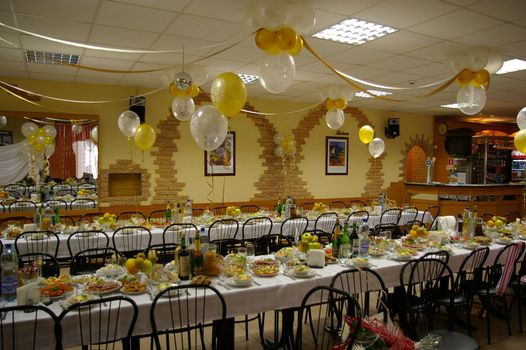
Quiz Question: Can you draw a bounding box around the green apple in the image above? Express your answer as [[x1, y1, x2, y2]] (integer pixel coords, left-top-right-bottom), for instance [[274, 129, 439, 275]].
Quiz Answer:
[[301, 232, 312, 242], [308, 242, 321, 250]]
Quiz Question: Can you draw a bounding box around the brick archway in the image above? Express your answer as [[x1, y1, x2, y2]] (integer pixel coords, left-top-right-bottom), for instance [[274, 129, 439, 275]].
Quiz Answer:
[[398, 134, 433, 180]]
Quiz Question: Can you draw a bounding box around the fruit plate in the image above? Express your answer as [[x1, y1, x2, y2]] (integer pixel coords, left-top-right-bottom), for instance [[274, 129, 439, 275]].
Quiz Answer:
[[120, 280, 148, 295], [84, 280, 122, 295], [96, 264, 126, 278]]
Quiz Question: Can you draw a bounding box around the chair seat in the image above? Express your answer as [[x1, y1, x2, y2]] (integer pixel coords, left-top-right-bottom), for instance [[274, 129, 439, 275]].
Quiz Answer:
[[424, 330, 478, 350], [436, 294, 467, 306], [477, 287, 497, 297]]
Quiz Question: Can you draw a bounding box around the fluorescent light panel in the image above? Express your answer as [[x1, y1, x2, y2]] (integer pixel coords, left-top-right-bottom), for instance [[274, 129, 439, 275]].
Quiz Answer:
[[25, 50, 79, 65], [313, 18, 397, 45], [237, 73, 259, 85], [355, 90, 392, 98], [496, 59, 526, 74]]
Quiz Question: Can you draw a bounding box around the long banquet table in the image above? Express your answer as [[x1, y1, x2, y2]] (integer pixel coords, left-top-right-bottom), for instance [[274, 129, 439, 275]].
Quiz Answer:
[[1, 239, 507, 349], [1, 211, 433, 259]]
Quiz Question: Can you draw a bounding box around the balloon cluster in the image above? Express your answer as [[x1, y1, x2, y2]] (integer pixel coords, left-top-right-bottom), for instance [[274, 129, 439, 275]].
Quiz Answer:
[[273, 133, 296, 175], [447, 49, 503, 116], [320, 86, 354, 130], [358, 125, 385, 159], [246, 1, 316, 94], [169, 66, 208, 122], [117, 110, 156, 151], [514, 107, 526, 153], [21, 122, 57, 157]]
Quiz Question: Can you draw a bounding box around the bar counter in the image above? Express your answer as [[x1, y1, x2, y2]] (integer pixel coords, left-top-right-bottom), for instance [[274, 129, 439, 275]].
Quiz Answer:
[[405, 181, 525, 217]]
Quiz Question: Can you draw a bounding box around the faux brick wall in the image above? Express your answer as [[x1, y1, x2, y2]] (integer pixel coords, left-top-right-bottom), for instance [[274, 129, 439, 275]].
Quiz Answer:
[[98, 159, 151, 206], [398, 134, 433, 180]]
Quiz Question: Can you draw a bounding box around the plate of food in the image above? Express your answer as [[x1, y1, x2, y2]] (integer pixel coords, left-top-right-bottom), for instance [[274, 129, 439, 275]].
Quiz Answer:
[[191, 275, 212, 286], [227, 272, 253, 287], [275, 247, 295, 262], [28, 232, 46, 240], [463, 241, 481, 250], [251, 264, 279, 277], [291, 265, 314, 278], [474, 236, 492, 245], [96, 264, 126, 278], [120, 279, 147, 295], [62, 293, 100, 308], [251, 257, 279, 267], [150, 282, 179, 297], [391, 248, 415, 261], [40, 282, 74, 300], [346, 257, 370, 267], [496, 236, 513, 245], [368, 246, 387, 257], [148, 264, 180, 284], [85, 280, 122, 294], [324, 254, 338, 264]]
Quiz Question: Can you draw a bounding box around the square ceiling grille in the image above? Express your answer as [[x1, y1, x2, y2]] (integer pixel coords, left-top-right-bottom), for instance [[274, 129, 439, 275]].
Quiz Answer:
[[25, 50, 80, 65]]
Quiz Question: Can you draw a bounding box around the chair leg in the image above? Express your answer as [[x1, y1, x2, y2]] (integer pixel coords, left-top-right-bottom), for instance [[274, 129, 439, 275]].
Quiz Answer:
[[486, 303, 491, 344], [245, 315, 249, 340], [518, 286, 523, 333]]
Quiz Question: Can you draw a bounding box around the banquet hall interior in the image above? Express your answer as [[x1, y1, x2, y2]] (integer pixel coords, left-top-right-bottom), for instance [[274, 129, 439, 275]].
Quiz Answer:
[[1, 0, 526, 349]]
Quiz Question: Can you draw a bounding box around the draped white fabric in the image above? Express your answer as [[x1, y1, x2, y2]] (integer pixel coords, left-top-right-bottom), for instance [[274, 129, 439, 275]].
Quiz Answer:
[[72, 140, 98, 179], [0, 143, 30, 186]]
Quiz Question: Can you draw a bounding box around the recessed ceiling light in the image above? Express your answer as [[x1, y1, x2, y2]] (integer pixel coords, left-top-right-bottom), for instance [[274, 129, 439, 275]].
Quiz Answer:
[[355, 90, 392, 99], [496, 59, 526, 74], [25, 50, 80, 65], [237, 73, 259, 85], [313, 18, 397, 45]]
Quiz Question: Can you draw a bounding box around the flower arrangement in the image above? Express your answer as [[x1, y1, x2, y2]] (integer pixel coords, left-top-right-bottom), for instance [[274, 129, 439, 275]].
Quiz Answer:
[[333, 316, 414, 350]]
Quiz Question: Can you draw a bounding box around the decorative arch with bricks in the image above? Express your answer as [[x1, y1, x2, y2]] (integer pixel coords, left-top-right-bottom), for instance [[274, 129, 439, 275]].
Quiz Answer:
[[98, 159, 151, 206], [398, 134, 433, 180]]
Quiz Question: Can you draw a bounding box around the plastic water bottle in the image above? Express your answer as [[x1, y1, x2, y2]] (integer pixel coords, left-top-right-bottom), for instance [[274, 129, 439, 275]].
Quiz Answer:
[[358, 219, 369, 258], [1, 244, 18, 302], [184, 199, 193, 221], [285, 195, 293, 219]]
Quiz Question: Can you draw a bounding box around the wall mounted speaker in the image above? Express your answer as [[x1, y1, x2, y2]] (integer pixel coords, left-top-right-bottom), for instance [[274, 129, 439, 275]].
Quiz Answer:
[[385, 117, 400, 138], [130, 96, 146, 123]]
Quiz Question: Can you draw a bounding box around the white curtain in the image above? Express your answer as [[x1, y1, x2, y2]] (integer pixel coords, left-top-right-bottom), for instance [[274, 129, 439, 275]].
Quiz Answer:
[[72, 140, 98, 179], [0, 143, 30, 186]]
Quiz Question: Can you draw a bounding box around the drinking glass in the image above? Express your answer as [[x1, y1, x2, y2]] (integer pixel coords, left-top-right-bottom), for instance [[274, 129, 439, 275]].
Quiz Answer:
[[246, 243, 255, 261], [237, 247, 247, 257]]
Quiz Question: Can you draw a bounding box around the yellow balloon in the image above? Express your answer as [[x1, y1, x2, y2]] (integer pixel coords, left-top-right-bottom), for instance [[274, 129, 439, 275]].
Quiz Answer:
[[36, 128, 46, 136], [27, 133, 37, 143], [255, 28, 276, 50], [276, 27, 298, 51], [168, 83, 189, 97], [210, 72, 247, 117], [473, 69, 490, 85], [189, 85, 200, 97], [334, 98, 347, 110], [514, 129, 526, 153], [33, 143, 44, 152], [455, 69, 474, 86], [264, 44, 281, 55], [133, 123, 156, 151], [287, 35, 303, 55], [359, 125, 374, 144], [325, 99, 335, 110], [44, 136, 54, 145]]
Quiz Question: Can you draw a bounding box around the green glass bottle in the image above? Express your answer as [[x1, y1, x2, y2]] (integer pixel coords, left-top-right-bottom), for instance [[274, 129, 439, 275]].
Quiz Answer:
[[178, 235, 190, 281]]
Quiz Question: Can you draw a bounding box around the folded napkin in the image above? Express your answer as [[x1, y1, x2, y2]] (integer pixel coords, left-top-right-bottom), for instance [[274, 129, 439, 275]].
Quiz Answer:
[[435, 215, 456, 232]]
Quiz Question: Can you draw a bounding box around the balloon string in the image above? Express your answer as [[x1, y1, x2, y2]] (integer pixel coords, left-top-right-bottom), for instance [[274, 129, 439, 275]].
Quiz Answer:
[[206, 160, 215, 208], [222, 176, 226, 206]]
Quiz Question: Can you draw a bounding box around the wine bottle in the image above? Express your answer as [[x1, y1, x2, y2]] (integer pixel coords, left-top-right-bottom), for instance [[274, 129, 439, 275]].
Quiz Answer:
[[178, 235, 190, 281]]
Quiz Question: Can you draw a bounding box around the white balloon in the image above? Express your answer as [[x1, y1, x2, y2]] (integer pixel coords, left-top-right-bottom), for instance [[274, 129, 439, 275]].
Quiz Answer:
[[90, 126, 98, 143], [340, 87, 355, 102], [446, 52, 466, 74], [325, 109, 345, 130], [36, 135, 46, 144], [45, 143, 55, 157], [71, 124, 83, 135], [274, 146, 284, 158], [258, 0, 287, 30], [327, 85, 340, 100], [186, 65, 208, 86], [464, 48, 488, 71], [43, 125, 57, 139], [456, 85, 487, 115], [285, 3, 316, 35], [369, 138, 385, 159], [485, 53, 504, 74], [0, 116, 6, 128], [273, 133, 284, 144], [260, 52, 296, 94], [118, 110, 140, 138], [190, 105, 228, 151], [21, 122, 38, 137], [171, 96, 195, 121], [517, 107, 526, 130], [242, 4, 263, 31]]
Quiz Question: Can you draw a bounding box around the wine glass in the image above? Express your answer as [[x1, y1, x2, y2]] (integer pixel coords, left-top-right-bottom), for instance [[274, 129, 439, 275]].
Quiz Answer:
[[245, 243, 255, 262]]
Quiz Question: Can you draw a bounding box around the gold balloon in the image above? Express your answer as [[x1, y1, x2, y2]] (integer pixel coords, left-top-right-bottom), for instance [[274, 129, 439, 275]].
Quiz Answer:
[[473, 69, 490, 85], [255, 28, 276, 50], [133, 123, 156, 151], [33, 143, 44, 152], [36, 128, 46, 136], [514, 129, 526, 153], [27, 133, 37, 143], [287, 35, 303, 55], [276, 27, 298, 51], [455, 69, 474, 86], [264, 44, 281, 55], [325, 99, 335, 110], [210, 72, 247, 117], [44, 136, 54, 145], [168, 83, 189, 97], [189, 85, 200, 97], [359, 125, 374, 144], [334, 98, 347, 110]]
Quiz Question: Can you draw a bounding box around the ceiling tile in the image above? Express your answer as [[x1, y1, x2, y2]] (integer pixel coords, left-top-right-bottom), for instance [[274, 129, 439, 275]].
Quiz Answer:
[[327, 47, 394, 66], [356, 0, 457, 29], [409, 9, 502, 40], [10, 0, 99, 23], [116, 0, 191, 12], [362, 30, 442, 54], [25, 72, 75, 82], [469, 0, 526, 22], [0, 33, 20, 49], [405, 41, 467, 62], [16, 14, 91, 41], [80, 56, 136, 71], [26, 62, 77, 75], [19, 35, 84, 55], [368, 55, 433, 71], [0, 47, 25, 61], [95, 1, 176, 32], [88, 25, 158, 49], [453, 23, 526, 47], [184, 0, 251, 22], [165, 14, 242, 42]]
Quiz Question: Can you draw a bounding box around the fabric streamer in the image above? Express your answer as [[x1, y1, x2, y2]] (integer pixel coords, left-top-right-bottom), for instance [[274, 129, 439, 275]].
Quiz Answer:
[[0, 143, 31, 186], [495, 242, 524, 296]]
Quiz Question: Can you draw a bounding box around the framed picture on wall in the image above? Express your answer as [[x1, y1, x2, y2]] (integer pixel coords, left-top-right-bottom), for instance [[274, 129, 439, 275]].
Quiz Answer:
[[0, 130, 13, 145], [205, 132, 235, 176], [325, 136, 348, 175]]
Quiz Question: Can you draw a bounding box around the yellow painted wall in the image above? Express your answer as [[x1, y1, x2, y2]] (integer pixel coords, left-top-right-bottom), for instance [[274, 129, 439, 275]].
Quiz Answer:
[[0, 76, 434, 203]]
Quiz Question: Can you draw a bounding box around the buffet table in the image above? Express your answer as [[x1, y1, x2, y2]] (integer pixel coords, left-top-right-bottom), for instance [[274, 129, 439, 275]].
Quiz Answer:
[[1, 240, 505, 349], [405, 182, 524, 217]]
